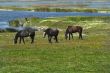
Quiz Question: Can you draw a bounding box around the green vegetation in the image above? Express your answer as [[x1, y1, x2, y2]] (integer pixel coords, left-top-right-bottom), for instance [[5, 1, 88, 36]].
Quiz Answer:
[[0, 16, 110, 73], [0, 6, 98, 12], [1, 5, 110, 13], [10, 16, 110, 29], [33, 7, 98, 12], [0, 6, 32, 11]]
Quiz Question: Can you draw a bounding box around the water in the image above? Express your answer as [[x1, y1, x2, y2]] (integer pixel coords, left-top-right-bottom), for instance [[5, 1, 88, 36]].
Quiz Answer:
[[0, 1, 110, 30], [0, 11, 110, 22], [0, 22, 9, 29], [0, 10, 110, 29]]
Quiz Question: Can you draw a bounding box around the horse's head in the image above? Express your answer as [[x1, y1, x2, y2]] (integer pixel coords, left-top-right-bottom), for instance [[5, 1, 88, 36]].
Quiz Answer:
[[65, 32, 68, 40], [14, 35, 19, 44], [14, 38, 17, 44], [65, 28, 69, 40], [14, 31, 20, 44], [43, 28, 51, 38]]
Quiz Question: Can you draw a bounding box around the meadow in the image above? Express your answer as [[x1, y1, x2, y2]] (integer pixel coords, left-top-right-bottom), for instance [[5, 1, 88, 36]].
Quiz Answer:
[[0, 16, 110, 73]]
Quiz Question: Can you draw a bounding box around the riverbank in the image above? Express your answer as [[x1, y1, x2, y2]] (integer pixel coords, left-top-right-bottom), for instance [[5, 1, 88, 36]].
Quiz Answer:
[[1, 16, 110, 32], [0, 6, 97, 12], [1, 6, 110, 14], [8, 16, 110, 31]]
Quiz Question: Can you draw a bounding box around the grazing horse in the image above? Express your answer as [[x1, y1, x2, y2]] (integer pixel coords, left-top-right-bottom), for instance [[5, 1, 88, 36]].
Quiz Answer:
[[43, 28, 59, 43], [65, 26, 83, 40], [14, 27, 35, 44]]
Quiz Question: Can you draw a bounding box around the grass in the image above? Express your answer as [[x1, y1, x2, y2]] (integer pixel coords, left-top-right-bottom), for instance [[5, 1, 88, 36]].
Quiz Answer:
[[1, 16, 110, 73], [0, 28, 110, 73]]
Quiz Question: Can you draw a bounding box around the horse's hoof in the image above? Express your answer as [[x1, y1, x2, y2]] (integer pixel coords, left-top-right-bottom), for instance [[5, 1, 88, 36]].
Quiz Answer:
[[56, 41, 59, 43], [49, 42, 52, 43]]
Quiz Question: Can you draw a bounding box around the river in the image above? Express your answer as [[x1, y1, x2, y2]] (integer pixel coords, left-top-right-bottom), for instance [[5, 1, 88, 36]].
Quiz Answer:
[[0, 10, 110, 29], [0, 10, 110, 22]]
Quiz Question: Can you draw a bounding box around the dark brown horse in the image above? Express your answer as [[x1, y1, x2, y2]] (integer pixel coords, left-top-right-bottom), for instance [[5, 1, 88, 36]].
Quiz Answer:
[[43, 28, 59, 43], [65, 26, 83, 40], [14, 27, 36, 44]]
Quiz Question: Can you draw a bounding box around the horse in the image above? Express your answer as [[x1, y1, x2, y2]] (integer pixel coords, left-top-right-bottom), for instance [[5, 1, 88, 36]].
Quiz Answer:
[[14, 27, 36, 44], [65, 26, 83, 40], [43, 28, 59, 43]]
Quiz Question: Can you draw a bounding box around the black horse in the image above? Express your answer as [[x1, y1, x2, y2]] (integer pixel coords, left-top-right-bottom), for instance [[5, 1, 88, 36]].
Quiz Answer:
[[14, 27, 36, 44], [65, 26, 83, 40], [43, 28, 59, 43]]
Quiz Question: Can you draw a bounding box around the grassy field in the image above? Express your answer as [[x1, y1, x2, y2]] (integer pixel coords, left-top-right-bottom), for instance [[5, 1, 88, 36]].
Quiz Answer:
[[0, 17, 110, 73]]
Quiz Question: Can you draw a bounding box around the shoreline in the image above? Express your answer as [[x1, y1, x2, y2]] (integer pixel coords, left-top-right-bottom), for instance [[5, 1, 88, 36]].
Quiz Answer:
[[0, 9, 13, 11], [0, 6, 110, 13], [0, 8, 109, 14]]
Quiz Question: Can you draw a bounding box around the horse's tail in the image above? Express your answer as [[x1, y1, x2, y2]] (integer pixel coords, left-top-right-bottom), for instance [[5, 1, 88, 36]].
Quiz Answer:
[[79, 26, 83, 39], [55, 28, 59, 36], [64, 28, 69, 39], [14, 32, 19, 39], [55, 28, 59, 33], [65, 27, 69, 34]]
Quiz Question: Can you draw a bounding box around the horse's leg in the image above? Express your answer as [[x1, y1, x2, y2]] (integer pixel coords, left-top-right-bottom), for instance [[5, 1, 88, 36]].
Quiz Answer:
[[49, 37, 52, 43], [30, 35, 35, 44], [65, 32, 68, 40], [71, 33, 73, 39], [19, 37, 21, 44], [80, 33, 83, 39], [31, 36, 34, 44], [48, 36, 52, 43], [79, 32, 80, 39], [48, 36, 50, 42], [69, 33, 71, 40], [79, 32, 83, 39], [22, 37, 25, 44], [55, 36, 58, 43]]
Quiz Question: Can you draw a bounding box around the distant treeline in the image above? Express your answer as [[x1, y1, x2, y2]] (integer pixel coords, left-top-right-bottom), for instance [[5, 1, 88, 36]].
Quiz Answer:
[[0, 6, 98, 12], [34, 7, 98, 13]]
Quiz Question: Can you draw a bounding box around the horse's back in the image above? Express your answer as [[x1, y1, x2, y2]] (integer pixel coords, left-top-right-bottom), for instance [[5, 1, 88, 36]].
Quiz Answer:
[[45, 28, 59, 36], [67, 25, 83, 33], [16, 27, 35, 37], [51, 28, 59, 36], [19, 30, 29, 37]]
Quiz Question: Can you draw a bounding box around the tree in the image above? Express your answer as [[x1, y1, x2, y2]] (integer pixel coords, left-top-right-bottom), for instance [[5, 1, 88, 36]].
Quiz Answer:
[[9, 20, 20, 27]]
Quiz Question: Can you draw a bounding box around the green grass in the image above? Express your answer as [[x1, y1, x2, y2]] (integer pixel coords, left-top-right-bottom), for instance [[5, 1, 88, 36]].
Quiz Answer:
[[0, 28, 110, 73], [1, 16, 110, 73]]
